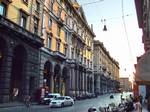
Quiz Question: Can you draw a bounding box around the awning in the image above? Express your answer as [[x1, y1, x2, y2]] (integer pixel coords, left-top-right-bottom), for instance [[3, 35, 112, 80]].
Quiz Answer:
[[135, 50, 150, 85]]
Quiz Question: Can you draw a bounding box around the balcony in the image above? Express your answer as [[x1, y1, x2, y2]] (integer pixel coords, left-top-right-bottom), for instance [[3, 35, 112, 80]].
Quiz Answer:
[[56, 17, 64, 27], [0, 15, 44, 47], [66, 59, 76, 64], [53, 51, 66, 60], [87, 45, 92, 51]]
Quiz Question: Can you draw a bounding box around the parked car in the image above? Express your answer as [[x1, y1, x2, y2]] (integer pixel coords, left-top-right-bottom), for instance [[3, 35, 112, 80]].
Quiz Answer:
[[49, 96, 74, 107], [42, 93, 61, 105], [88, 107, 98, 112]]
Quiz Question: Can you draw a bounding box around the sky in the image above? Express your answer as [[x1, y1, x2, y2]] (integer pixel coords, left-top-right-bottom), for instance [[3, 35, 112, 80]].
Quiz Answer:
[[77, 0, 144, 81]]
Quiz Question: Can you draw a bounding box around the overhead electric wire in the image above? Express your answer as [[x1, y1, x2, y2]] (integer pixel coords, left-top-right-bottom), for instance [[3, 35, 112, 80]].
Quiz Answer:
[[81, 0, 104, 6], [121, 0, 134, 63]]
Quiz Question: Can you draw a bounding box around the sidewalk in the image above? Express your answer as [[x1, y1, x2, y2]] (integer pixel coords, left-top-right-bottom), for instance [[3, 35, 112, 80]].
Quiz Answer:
[[0, 101, 37, 108], [142, 103, 149, 112]]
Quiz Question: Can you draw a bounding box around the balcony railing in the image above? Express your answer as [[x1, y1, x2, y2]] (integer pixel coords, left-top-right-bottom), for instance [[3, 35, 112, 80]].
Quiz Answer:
[[53, 51, 66, 60]]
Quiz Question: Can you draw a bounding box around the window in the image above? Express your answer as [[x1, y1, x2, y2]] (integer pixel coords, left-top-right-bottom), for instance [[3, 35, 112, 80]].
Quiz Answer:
[[84, 58, 86, 65], [0, 3, 6, 16], [50, 0, 54, 11], [65, 15, 68, 25], [20, 11, 28, 28], [65, 31, 68, 42], [48, 18, 52, 29], [57, 26, 61, 37], [57, 7, 61, 17], [56, 41, 60, 51], [34, 17, 39, 34], [64, 46, 67, 56], [47, 35, 52, 49], [35, 1, 40, 12], [23, 0, 28, 4], [71, 48, 74, 59]]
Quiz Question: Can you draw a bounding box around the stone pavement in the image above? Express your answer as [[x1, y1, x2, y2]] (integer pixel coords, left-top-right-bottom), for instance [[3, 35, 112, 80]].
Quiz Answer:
[[142, 103, 149, 112]]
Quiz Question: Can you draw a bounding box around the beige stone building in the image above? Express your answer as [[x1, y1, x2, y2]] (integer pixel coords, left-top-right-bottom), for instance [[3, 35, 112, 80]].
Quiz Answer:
[[40, 0, 95, 97], [94, 40, 120, 94], [119, 77, 132, 92]]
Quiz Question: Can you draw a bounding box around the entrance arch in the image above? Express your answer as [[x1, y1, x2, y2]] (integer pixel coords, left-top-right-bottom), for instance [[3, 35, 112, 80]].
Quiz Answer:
[[10, 45, 27, 101], [62, 67, 68, 95], [43, 61, 52, 92], [54, 64, 61, 93]]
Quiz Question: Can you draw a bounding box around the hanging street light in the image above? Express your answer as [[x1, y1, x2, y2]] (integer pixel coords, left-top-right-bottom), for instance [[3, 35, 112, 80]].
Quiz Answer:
[[101, 19, 107, 31]]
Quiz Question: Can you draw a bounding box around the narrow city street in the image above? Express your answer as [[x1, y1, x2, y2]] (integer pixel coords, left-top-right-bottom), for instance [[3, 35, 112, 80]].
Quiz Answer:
[[0, 93, 131, 112]]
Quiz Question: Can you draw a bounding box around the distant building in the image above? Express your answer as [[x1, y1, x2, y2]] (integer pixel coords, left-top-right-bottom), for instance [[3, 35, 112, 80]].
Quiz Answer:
[[119, 77, 132, 92], [93, 40, 120, 94]]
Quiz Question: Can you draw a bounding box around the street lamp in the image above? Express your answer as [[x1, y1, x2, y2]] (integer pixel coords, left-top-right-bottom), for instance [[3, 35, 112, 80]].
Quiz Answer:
[[101, 19, 107, 31]]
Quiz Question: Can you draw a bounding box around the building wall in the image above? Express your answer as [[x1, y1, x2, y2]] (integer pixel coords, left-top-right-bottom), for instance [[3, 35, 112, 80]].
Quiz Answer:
[[5, 0, 43, 36], [0, 0, 43, 103], [93, 40, 120, 94], [119, 78, 132, 92], [40, 0, 95, 97]]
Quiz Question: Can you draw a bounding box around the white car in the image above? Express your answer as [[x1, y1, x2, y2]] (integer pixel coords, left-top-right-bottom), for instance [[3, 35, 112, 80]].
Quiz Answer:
[[49, 96, 74, 107], [42, 93, 61, 105]]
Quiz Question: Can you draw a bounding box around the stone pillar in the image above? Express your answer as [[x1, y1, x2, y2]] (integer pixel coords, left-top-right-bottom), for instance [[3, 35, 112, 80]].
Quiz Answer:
[[0, 48, 13, 103]]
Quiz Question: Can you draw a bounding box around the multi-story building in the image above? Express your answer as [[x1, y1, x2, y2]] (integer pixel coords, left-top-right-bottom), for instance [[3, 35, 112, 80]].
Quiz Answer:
[[0, 0, 44, 103], [40, 0, 95, 97], [134, 0, 150, 110], [93, 40, 120, 94], [119, 77, 132, 92]]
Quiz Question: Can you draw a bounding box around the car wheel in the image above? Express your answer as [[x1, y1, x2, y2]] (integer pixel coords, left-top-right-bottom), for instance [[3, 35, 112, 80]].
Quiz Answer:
[[61, 103, 64, 107], [70, 102, 73, 106]]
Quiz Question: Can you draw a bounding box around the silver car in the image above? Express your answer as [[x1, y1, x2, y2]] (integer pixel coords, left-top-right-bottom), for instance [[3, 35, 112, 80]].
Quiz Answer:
[[43, 93, 61, 105], [49, 96, 74, 107]]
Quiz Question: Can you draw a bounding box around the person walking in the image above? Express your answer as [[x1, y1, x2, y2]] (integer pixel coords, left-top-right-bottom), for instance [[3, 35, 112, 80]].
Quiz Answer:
[[133, 97, 142, 112]]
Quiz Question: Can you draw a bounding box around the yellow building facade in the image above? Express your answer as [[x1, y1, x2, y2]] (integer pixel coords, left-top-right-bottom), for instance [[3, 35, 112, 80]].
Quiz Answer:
[[40, 0, 95, 96]]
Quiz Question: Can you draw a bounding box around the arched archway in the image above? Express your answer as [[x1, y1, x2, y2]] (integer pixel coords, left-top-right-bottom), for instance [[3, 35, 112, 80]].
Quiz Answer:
[[43, 61, 52, 92], [10, 45, 27, 101], [54, 64, 61, 93], [62, 67, 68, 95], [87, 76, 90, 92]]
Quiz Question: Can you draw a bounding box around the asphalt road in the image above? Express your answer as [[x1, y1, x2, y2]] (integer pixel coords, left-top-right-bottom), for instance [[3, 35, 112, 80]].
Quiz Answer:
[[0, 92, 131, 112]]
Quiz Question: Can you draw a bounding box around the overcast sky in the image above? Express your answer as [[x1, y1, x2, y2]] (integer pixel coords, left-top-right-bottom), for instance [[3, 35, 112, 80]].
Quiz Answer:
[[77, 0, 144, 81]]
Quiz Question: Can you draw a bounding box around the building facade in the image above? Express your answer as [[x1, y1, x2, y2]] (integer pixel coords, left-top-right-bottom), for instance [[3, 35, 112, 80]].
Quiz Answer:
[[119, 77, 132, 92], [134, 0, 150, 110], [40, 0, 95, 97], [0, 0, 44, 103], [93, 40, 120, 95]]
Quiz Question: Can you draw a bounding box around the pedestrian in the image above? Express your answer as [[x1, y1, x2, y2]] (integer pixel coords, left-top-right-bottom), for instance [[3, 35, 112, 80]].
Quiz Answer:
[[24, 95, 31, 107], [12, 88, 19, 101], [139, 94, 143, 105], [133, 97, 142, 112]]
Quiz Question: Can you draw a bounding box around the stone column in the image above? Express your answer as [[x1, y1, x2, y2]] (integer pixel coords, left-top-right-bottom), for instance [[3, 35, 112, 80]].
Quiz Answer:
[[0, 47, 13, 103]]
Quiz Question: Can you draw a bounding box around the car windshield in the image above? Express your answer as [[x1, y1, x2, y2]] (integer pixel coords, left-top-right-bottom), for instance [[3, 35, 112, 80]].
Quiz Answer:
[[55, 97, 65, 100], [46, 95, 55, 98]]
